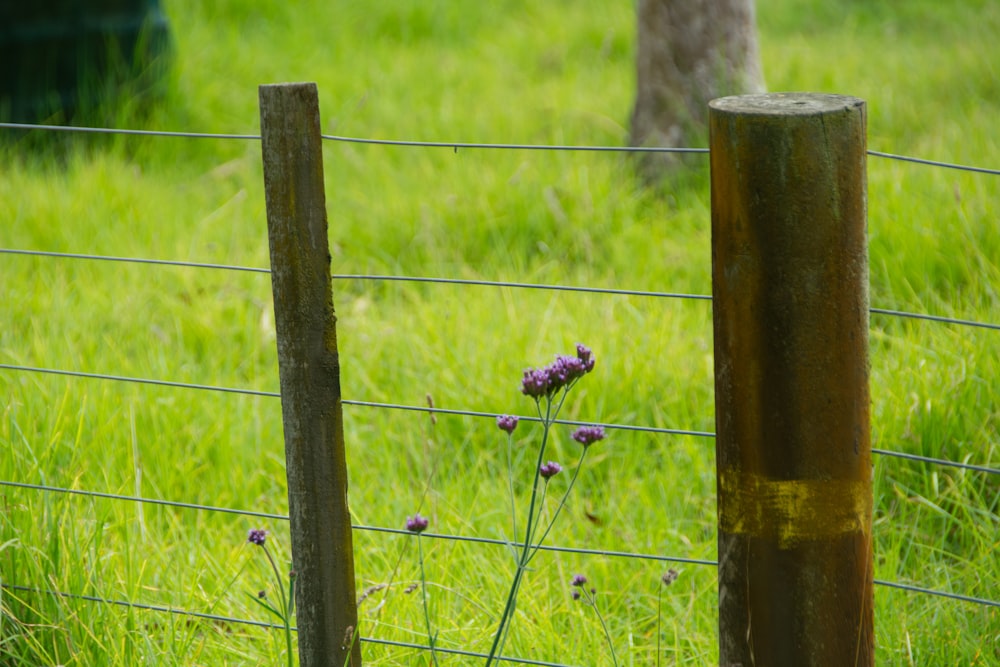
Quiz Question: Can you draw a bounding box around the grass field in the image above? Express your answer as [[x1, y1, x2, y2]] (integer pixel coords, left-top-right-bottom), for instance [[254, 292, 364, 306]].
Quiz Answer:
[[1, 0, 998, 664]]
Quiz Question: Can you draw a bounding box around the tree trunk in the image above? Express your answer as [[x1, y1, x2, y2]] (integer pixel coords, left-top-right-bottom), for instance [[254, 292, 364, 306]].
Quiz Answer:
[[630, 0, 765, 180]]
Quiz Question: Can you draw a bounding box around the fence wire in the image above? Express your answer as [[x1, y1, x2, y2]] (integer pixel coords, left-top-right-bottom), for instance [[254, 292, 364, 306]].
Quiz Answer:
[[5, 580, 999, 667], [2, 362, 998, 476], [0, 122, 259, 141], [3, 119, 999, 659], [5, 578, 995, 667], [866, 150, 1000, 176], [0, 584, 580, 667], [1, 583, 283, 631], [0, 362, 280, 398], [2, 121, 1000, 175], [0, 479, 711, 567], [0, 247, 270, 274], [3, 479, 997, 610], [3, 247, 998, 331]]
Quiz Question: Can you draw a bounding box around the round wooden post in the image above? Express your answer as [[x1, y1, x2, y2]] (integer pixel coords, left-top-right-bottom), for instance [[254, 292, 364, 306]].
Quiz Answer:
[[709, 93, 873, 667]]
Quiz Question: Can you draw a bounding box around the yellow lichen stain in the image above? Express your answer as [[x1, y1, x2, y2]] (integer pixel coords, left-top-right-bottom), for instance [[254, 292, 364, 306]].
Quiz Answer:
[[718, 468, 871, 548]]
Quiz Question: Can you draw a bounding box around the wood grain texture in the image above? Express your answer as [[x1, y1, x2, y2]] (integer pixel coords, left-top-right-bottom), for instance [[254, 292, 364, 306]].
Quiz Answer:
[[710, 92, 873, 667], [260, 82, 361, 667]]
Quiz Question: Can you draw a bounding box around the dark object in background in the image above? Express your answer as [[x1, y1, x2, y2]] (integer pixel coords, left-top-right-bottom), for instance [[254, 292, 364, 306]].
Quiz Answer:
[[0, 1, 171, 124]]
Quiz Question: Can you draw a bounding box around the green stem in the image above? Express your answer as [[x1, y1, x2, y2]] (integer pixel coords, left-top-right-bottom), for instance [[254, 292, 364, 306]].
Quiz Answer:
[[506, 431, 517, 549], [262, 545, 294, 667], [494, 564, 526, 661], [486, 379, 582, 666], [285, 608, 294, 667], [417, 536, 439, 667], [527, 447, 588, 565], [484, 562, 524, 666], [592, 596, 619, 667], [656, 585, 663, 667], [520, 396, 554, 553], [485, 396, 555, 666]]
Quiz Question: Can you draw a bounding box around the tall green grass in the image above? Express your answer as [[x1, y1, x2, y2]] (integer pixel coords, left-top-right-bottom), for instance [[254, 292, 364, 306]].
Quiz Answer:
[[1, 0, 997, 664]]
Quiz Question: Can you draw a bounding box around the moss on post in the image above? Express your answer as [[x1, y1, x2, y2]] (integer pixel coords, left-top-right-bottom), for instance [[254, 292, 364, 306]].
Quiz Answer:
[[710, 92, 873, 667], [259, 82, 360, 667]]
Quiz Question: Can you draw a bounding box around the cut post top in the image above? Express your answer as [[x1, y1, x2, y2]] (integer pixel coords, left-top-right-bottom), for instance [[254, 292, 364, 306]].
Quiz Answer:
[[260, 81, 318, 92], [710, 92, 864, 116]]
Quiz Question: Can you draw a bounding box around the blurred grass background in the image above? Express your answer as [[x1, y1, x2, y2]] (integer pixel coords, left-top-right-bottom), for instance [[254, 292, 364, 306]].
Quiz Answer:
[[1, 0, 997, 664]]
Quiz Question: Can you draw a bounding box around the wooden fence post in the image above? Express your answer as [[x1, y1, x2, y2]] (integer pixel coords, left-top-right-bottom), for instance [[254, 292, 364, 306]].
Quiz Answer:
[[709, 93, 873, 666], [259, 82, 361, 667]]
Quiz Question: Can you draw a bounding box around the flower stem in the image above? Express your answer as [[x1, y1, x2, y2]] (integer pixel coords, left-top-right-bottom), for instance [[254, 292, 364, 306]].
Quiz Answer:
[[485, 376, 585, 666], [506, 431, 517, 547], [521, 396, 554, 553], [591, 594, 619, 667], [483, 562, 524, 666], [262, 545, 294, 667], [417, 535, 439, 667], [527, 447, 588, 565], [656, 585, 663, 667], [577, 587, 618, 667], [485, 395, 556, 666]]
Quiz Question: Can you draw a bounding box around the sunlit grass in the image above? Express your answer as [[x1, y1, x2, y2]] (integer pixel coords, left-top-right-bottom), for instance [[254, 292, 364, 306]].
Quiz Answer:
[[1, 0, 998, 664]]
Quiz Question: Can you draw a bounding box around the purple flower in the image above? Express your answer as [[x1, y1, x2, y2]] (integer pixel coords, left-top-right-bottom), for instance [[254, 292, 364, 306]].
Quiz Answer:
[[571, 425, 605, 448], [520, 367, 552, 398], [521, 346, 596, 399], [496, 414, 519, 434], [571, 574, 587, 587], [571, 589, 582, 600], [576, 343, 595, 372], [406, 514, 429, 533], [247, 528, 268, 546], [550, 355, 587, 385], [539, 461, 562, 479]]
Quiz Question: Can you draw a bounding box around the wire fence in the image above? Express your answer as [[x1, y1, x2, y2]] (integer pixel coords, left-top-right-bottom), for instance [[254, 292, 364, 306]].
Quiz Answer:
[[2, 478, 997, 611], [1, 119, 998, 664], [2, 361, 998, 476], [3, 121, 1000, 175], [2, 247, 998, 331]]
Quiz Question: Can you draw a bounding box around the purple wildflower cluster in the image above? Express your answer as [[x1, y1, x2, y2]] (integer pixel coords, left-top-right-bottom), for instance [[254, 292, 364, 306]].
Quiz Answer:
[[571, 425, 606, 448], [520, 344, 596, 399], [539, 461, 562, 479], [406, 514, 430, 533], [496, 415, 519, 435], [247, 528, 268, 546], [570, 573, 595, 600]]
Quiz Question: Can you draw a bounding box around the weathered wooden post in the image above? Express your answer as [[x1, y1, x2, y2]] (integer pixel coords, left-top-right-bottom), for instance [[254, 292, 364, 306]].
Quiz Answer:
[[709, 93, 873, 666], [259, 82, 361, 667]]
